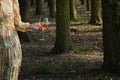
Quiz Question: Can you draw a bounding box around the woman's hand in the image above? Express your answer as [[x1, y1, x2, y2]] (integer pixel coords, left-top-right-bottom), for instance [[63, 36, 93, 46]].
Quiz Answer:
[[39, 22, 48, 31], [30, 23, 42, 31]]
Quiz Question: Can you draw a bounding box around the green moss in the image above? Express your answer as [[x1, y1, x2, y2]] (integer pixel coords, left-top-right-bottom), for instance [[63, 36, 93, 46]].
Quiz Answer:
[[35, 64, 50, 74], [71, 18, 84, 22], [78, 61, 86, 67], [76, 75, 83, 80]]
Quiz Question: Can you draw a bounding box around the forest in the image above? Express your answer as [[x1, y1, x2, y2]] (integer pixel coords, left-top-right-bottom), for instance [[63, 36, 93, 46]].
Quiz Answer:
[[18, 0, 120, 80]]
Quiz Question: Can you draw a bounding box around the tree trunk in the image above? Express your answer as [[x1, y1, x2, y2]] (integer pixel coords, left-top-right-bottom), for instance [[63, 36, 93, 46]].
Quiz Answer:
[[35, 0, 43, 15], [102, 0, 120, 72], [89, 0, 102, 25], [86, 0, 91, 11], [80, 0, 85, 5], [51, 0, 72, 54], [31, 0, 35, 6], [70, 0, 77, 20], [18, 0, 31, 43], [19, 0, 30, 21], [47, 0, 56, 17]]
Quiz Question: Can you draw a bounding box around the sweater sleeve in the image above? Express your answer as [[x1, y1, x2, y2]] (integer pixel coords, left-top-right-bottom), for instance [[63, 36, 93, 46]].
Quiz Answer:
[[13, 0, 31, 32]]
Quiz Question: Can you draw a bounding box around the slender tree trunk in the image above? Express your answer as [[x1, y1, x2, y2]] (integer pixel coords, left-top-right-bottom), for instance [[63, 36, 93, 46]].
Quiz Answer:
[[18, 0, 31, 43], [86, 0, 91, 11], [102, 0, 120, 72], [89, 0, 102, 25], [80, 0, 85, 5], [51, 0, 72, 54], [47, 0, 56, 17], [31, 0, 35, 6], [70, 0, 77, 20], [35, 0, 43, 15], [19, 0, 30, 21]]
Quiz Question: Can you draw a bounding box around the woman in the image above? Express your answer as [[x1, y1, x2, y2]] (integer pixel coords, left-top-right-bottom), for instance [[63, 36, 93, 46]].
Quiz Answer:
[[0, 0, 42, 79]]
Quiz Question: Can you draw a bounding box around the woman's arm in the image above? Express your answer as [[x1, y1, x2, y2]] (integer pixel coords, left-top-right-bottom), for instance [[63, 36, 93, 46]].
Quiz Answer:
[[13, 0, 33, 32]]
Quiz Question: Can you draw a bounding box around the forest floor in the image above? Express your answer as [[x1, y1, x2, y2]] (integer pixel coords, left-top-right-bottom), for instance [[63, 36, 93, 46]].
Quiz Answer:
[[18, 22, 120, 80], [18, 1, 120, 79]]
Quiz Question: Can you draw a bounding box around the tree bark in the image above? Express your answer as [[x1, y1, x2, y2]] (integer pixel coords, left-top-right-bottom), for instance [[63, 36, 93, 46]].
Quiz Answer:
[[47, 0, 56, 17], [18, 0, 31, 43], [80, 0, 85, 5], [89, 0, 102, 25], [102, 0, 120, 72], [19, 0, 30, 21], [70, 0, 77, 20], [51, 0, 72, 54], [31, 0, 35, 6], [86, 0, 91, 11], [35, 0, 43, 15]]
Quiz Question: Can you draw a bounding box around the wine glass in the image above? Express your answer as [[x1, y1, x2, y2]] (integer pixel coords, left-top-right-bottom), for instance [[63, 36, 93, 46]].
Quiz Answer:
[[39, 18, 49, 41]]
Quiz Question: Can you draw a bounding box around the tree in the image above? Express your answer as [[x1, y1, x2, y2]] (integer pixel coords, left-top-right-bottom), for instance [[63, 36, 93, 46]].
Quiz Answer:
[[47, 0, 56, 17], [31, 0, 35, 6], [89, 0, 102, 25], [51, 0, 72, 54], [18, 0, 31, 43], [35, 0, 43, 15], [80, 0, 85, 5], [18, 0, 31, 21], [70, 0, 77, 20], [86, 0, 91, 11], [102, 0, 120, 72]]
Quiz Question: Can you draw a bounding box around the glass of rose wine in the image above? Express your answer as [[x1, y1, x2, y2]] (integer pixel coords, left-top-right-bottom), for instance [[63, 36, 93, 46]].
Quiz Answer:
[[39, 18, 49, 41]]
